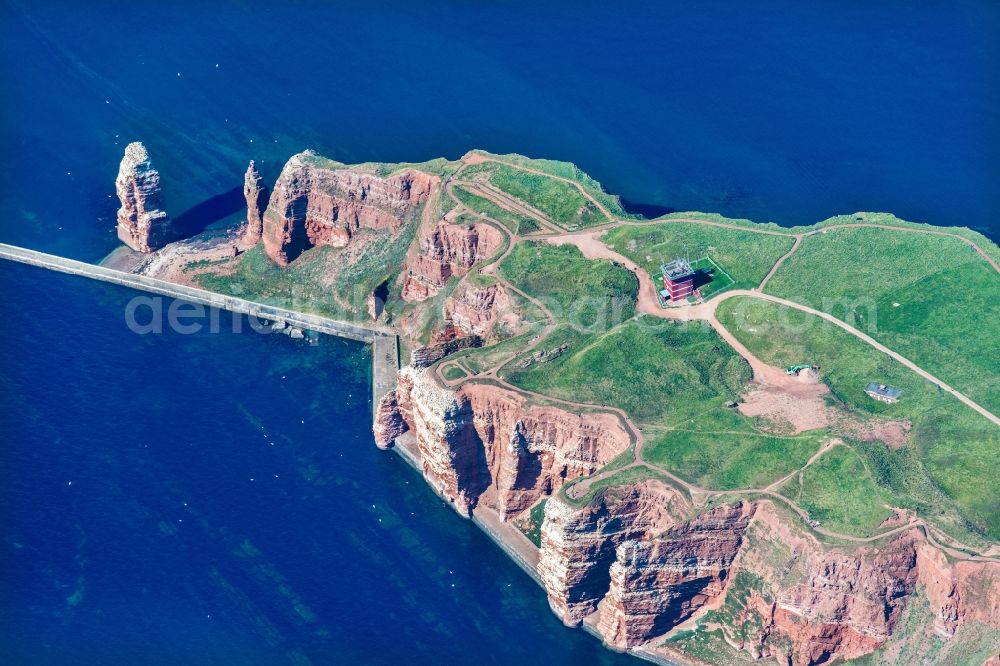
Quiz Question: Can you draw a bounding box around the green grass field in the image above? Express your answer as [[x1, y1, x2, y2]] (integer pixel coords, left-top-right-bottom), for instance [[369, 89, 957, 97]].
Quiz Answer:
[[469, 151, 631, 219], [643, 429, 823, 491], [717, 296, 1000, 542], [441, 364, 468, 381], [195, 245, 349, 318], [499, 241, 637, 328], [451, 185, 541, 235], [602, 222, 795, 296], [764, 226, 1000, 415], [779, 445, 893, 537], [503, 318, 750, 426], [462, 161, 607, 230], [196, 207, 422, 321]]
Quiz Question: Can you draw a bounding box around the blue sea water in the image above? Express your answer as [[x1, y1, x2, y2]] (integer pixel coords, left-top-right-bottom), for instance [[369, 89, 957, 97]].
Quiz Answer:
[[1, 0, 998, 261], [0, 261, 637, 665], [0, 1, 998, 664]]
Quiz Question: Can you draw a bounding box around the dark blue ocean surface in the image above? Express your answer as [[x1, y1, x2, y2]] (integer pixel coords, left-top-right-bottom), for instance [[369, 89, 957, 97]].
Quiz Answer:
[[0, 261, 637, 665], [0, 0, 998, 262], [1, 2, 998, 664]]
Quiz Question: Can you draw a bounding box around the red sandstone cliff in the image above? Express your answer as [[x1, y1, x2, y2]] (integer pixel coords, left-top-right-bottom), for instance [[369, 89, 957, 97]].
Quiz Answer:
[[262, 152, 436, 265], [376, 367, 630, 518], [116, 142, 174, 252], [598, 501, 757, 649], [401, 222, 503, 302], [239, 159, 268, 249], [538, 482, 687, 625], [443, 283, 518, 338]]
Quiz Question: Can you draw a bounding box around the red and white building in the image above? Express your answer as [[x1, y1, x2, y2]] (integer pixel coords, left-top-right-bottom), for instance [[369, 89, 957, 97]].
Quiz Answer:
[[660, 259, 695, 301]]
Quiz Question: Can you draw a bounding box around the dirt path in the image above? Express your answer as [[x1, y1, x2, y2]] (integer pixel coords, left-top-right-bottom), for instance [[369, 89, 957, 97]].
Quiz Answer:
[[464, 152, 618, 222], [758, 234, 803, 291], [454, 180, 561, 233], [546, 231, 1000, 428], [424, 154, 1000, 560]]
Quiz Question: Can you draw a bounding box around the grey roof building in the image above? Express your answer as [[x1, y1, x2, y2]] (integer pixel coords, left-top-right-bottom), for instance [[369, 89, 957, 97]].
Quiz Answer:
[[865, 383, 903, 403]]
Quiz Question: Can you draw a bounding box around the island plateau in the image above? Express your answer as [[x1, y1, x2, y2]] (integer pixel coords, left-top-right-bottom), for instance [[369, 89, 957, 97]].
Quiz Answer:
[[103, 142, 1000, 666]]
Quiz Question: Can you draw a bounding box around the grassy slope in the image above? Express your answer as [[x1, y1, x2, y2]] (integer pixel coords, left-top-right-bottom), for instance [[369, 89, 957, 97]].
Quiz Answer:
[[499, 241, 637, 328], [195, 245, 348, 318], [451, 185, 540, 235], [517, 499, 547, 547], [503, 318, 750, 425], [717, 296, 1000, 542], [764, 226, 1000, 414], [470, 150, 631, 219], [644, 429, 823, 491], [298, 151, 459, 179], [461, 161, 606, 230], [603, 222, 795, 296], [780, 445, 893, 537]]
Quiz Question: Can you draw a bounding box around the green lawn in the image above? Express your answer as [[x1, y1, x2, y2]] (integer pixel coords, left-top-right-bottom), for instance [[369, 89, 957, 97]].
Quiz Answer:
[[441, 364, 468, 381], [451, 185, 540, 235], [602, 222, 796, 295], [717, 296, 1000, 542], [462, 161, 607, 229], [764, 226, 1000, 414], [643, 429, 823, 491], [503, 318, 750, 426], [780, 445, 893, 537], [499, 241, 637, 329]]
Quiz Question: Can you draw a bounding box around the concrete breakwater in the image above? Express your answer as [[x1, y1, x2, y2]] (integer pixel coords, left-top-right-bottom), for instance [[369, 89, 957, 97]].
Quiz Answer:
[[0, 243, 399, 409]]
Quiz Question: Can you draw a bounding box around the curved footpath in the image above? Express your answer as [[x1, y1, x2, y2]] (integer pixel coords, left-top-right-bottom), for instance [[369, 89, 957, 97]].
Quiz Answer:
[[431, 157, 1000, 562]]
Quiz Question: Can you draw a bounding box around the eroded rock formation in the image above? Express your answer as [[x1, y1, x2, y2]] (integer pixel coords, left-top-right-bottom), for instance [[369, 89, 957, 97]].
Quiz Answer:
[[373, 390, 407, 450], [369, 347, 999, 665], [401, 222, 503, 301], [410, 335, 483, 368], [378, 367, 630, 518], [444, 283, 517, 338], [116, 142, 174, 252], [598, 501, 757, 649], [239, 160, 268, 248], [538, 482, 686, 625], [263, 152, 436, 265]]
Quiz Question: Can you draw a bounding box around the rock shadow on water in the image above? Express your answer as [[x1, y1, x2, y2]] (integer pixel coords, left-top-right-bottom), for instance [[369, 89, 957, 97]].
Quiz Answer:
[[618, 197, 675, 220], [173, 186, 246, 237]]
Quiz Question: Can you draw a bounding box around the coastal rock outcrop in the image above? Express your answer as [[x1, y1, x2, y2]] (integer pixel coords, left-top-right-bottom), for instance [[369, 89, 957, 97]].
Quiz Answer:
[[239, 160, 268, 248], [443, 283, 517, 338], [400, 222, 503, 302], [392, 367, 488, 515], [410, 335, 483, 368], [384, 368, 629, 518], [528, 479, 1000, 663], [597, 501, 757, 649], [537, 482, 685, 625], [116, 142, 174, 252], [373, 390, 408, 450], [263, 152, 436, 265]]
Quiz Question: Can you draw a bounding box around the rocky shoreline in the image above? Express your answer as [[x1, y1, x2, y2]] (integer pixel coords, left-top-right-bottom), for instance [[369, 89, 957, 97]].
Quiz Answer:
[[98, 142, 1000, 666]]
